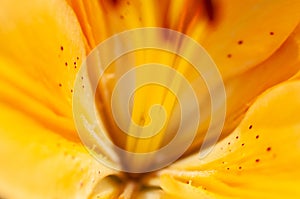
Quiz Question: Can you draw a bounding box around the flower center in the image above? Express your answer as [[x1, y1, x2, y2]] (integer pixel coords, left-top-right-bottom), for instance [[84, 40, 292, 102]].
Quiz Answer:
[[72, 28, 226, 174]]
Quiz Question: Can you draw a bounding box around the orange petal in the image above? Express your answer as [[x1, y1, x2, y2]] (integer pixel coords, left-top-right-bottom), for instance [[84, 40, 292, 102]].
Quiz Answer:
[[0, 0, 119, 197], [223, 23, 300, 134], [201, 0, 300, 79], [0, 0, 86, 140], [183, 22, 300, 155], [0, 103, 118, 198], [160, 79, 300, 198]]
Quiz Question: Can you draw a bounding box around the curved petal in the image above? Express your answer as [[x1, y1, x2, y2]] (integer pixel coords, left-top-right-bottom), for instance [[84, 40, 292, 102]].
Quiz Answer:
[[0, 0, 86, 140], [160, 80, 300, 198], [222, 23, 300, 134], [0, 0, 119, 198], [0, 103, 118, 199], [181, 22, 300, 155], [201, 0, 300, 79]]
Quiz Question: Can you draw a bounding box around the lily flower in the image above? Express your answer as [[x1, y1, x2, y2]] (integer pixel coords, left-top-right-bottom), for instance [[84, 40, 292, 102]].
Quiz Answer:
[[0, 0, 300, 198]]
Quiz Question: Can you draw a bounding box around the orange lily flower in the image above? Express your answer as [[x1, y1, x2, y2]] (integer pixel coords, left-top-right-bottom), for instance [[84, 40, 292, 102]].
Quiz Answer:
[[0, 0, 300, 198]]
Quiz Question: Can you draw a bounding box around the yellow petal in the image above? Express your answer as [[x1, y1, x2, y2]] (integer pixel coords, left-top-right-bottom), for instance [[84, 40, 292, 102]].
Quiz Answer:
[[202, 0, 300, 79], [160, 79, 300, 198], [0, 103, 117, 198], [0, 0, 85, 140], [0, 0, 119, 197], [223, 23, 300, 134], [181, 22, 300, 155]]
